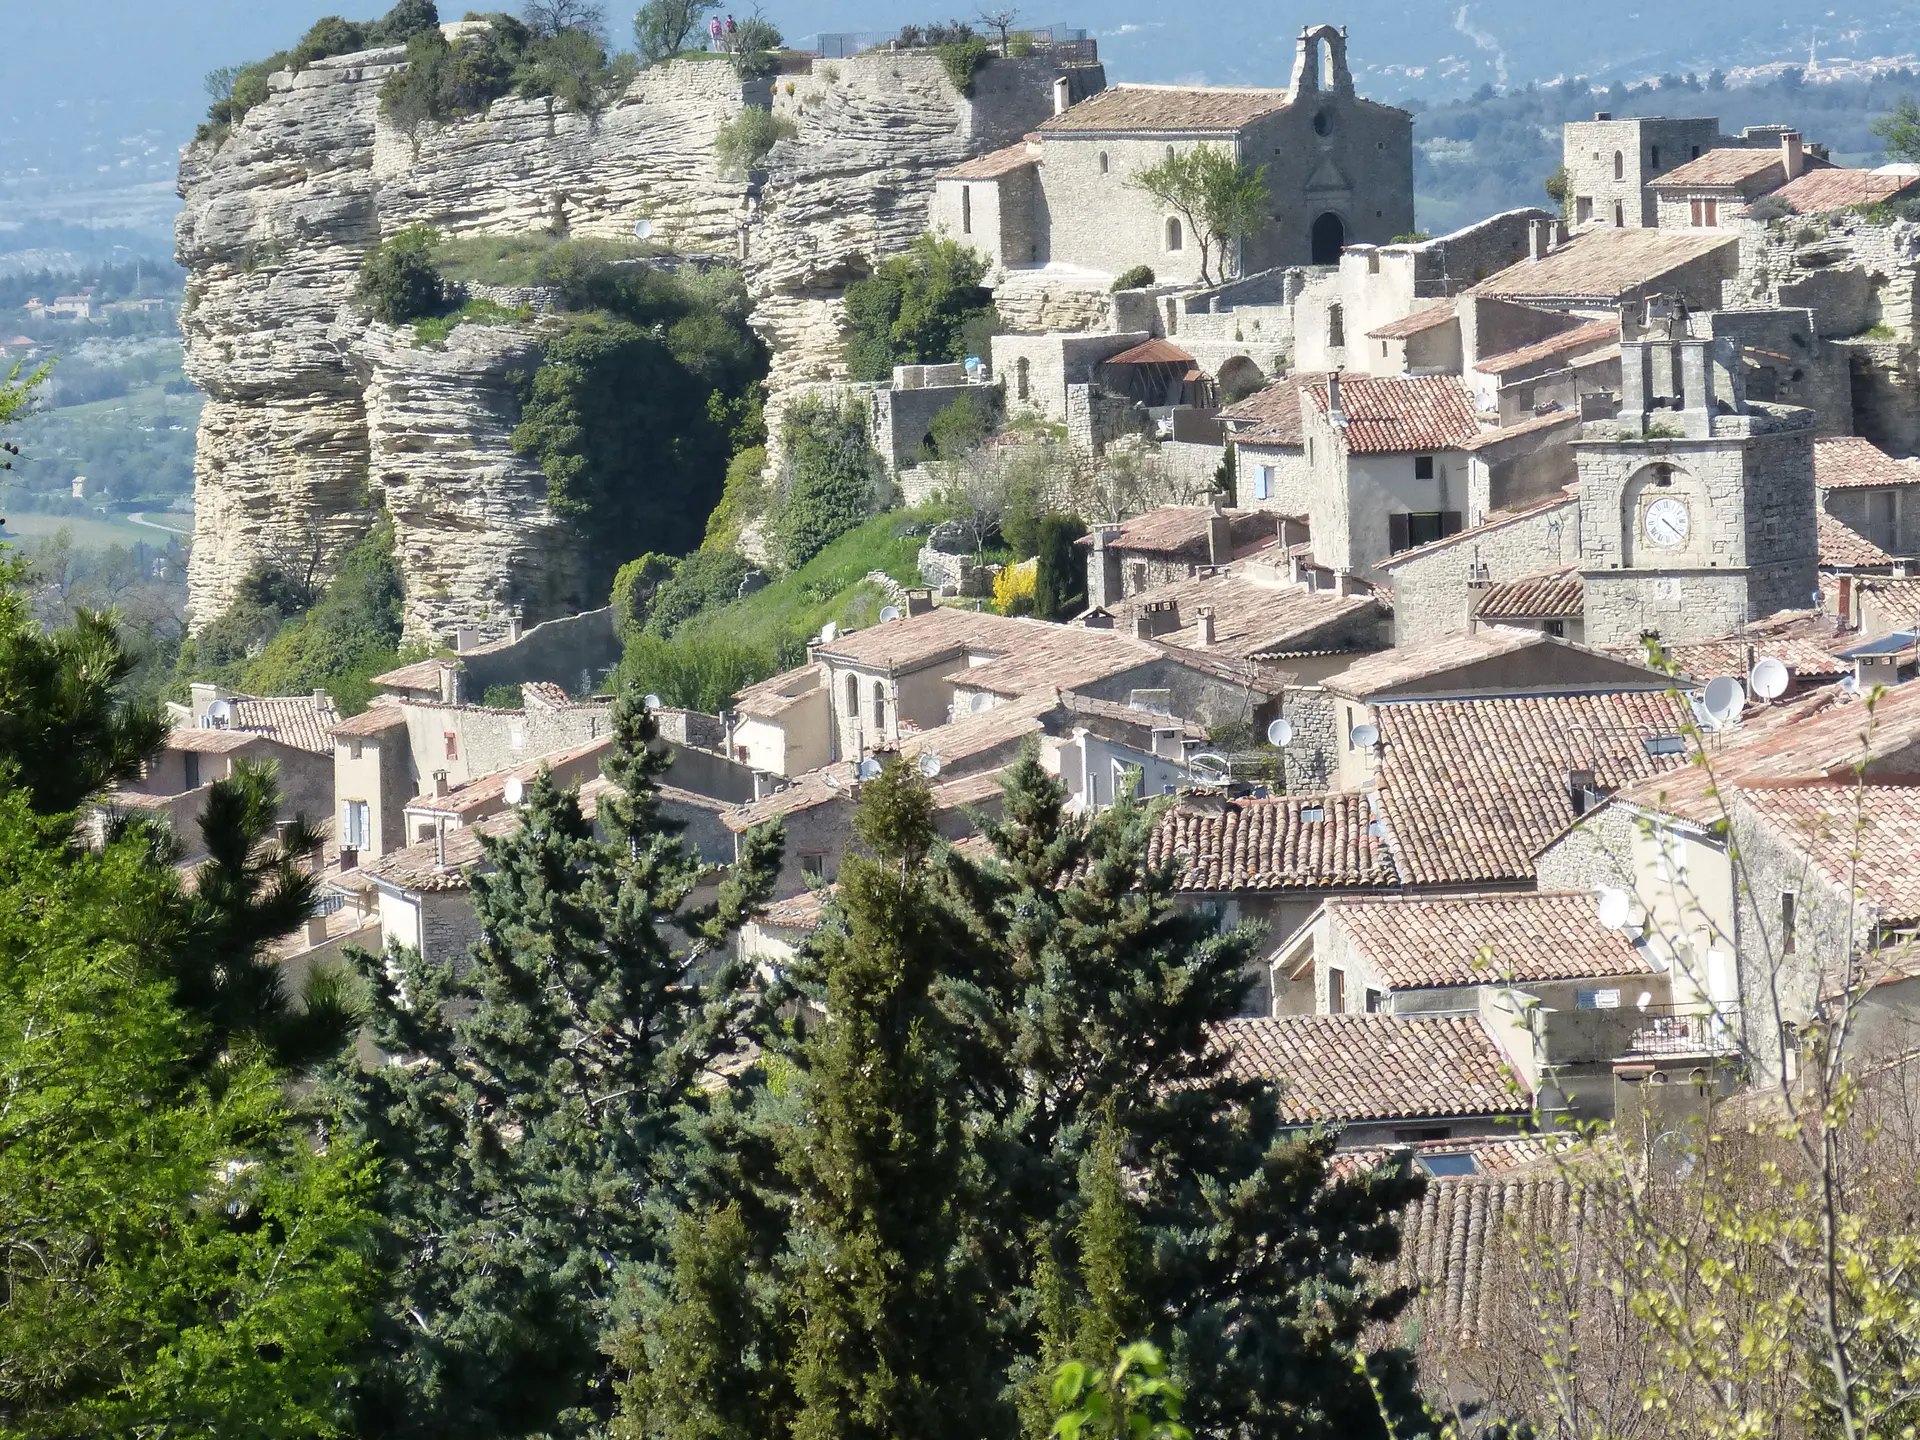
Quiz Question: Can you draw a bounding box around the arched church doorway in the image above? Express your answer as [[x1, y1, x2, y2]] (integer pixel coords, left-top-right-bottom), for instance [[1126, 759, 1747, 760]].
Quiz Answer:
[[1310, 212, 1345, 265]]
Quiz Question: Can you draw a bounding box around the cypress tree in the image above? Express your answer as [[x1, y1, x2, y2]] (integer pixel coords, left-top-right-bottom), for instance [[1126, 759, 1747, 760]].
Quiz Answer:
[[336, 681, 781, 1438]]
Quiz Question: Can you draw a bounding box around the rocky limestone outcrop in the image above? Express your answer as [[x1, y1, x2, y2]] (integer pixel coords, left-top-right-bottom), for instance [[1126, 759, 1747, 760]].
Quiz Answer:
[[178, 41, 1099, 640]]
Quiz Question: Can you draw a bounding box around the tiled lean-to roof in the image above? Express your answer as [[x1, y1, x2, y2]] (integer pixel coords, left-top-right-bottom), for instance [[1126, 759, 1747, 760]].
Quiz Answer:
[[1770, 167, 1919, 214], [1471, 228, 1738, 304], [1307, 373, 1483, 455], [1146, 792, 1399, 892], [935, 140, 1036, 180], [1216, 1014, 1527, 1124], [1474, 568, 1584, 621], [1367, 300, 1455, 340], [1813, 435, 1920, 491], [1327, 891, 1654, 990], [1817, 511, 1894, 569], [1371, 690, 1694, 886], [1037, 84, 1292, 134], [1219, 374, 1327, 446], [1736, 782, 1920, 927], [1650, 146, 1785, 187]]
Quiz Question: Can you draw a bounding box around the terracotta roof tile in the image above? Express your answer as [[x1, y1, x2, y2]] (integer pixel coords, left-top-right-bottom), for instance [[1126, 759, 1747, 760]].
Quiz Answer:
[[1650, 147, 1785, 187], [1474, 567, 1583, 620], [1328, 891, 1654, 989], [1391, 1174, 1581, 1341], [1373, 690, 1695, 885], [1333, 1133, 1553, 1182], [1819, 510, 1894, 568], [1473, 318, 1620, 376], [1471, 228, 1738, 303], [1367, 301, 1456, 340], [331, 702, 410, 737], [1109, 567, 1379, 664], [940, 624, 1162, 698], [371, 656, 458, 691], [1771, 167, 1920, 213], [164, 727, 262, 754], [1306, 374, 1483, 455], [1324, 625, 1557, 699], [1218, 375, 1325, 446], [813, 606, 1014, 672], [935, 140, 1036, 180], [1736, 782, 1920, 925], [1216, 1014, 1527, 1124], [735, 662, 825, 718], [1657, 612, 1854, 681], [1146, 792, 1399, 892], [404, 735, 614, 818], [1814, 436, 1919, 491], [1457, 408, 1581, 452], [1037, 84, 1291, 134], [1086, 505, 1278, 557], [1103, 338, 1197, 366]]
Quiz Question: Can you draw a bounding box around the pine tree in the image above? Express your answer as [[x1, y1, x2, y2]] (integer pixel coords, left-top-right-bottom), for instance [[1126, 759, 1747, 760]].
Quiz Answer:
[[336, 681, 781, 1438], [780, 756, 1007, 1440]]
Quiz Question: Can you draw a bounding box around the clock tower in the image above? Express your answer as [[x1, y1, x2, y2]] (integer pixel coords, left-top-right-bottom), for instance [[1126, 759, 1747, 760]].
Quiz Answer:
[[1574, 314, 1818, 649]]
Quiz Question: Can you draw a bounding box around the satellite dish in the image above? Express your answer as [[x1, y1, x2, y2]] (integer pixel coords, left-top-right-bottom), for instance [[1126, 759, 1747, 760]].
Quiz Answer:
[[643, 692, 662, 711], [632, 217, 653, 239], [1648, 1129, 1697, 1180], [1749, 656, 1789, 701], [1350, 722, 1380, 750], [969, 693, 992, 714], [880, 605, 902, 623], [856, 756, 883, 780], [1266, 717, 1293, 746], [206, 698, 234, 729], [820, 621, 838, 644], [1596, 885, 1632, 930], [504, 775, 525, 806], [1703, 676, 1745, 724], [916, 751, 942, 778]]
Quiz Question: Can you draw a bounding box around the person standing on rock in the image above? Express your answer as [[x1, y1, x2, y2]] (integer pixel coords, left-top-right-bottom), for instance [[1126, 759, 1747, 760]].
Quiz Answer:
[[709, 15, 723, 49], [725, 14, 737, 49]]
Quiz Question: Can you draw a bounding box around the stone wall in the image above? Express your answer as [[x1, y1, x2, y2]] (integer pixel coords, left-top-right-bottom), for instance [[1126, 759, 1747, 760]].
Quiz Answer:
[[1843, 339, 1920, 456], [458, 606, 621, 695], [1277, 685, 1338, 791], [1533, 801, 1638, 893], [1379, 497, 1581, 647]]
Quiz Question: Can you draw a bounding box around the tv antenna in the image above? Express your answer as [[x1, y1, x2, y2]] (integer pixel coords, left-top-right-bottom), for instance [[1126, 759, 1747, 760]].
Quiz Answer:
[[1748, 656, 1789, 702]]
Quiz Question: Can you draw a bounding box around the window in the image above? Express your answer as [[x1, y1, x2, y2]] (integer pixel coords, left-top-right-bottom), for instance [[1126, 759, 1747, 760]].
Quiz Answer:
[[1016, 355, 1030, 401], [1327, 303, 1344, 348], [1544, 618, 1566, 638], [872, 680, 887, 734], [961, 184, 971, 234], [1300, 805, 1325, 822], [1575, 195, 1593, 224], [1613, 200, 1625, 227], [800, 852, 828, 879], [1613, 149, 1624, 180], [1255, 464, 1273, 500], [1650, 144, 1661, 168], [349, 738, 364, 760], [1690, 197, 1718, 227], [1418, 1152, 1479, 1177], [1098, 151, 1109, 174], [1166, 144, 1175, 160], [1781, 891, 1797, 955], [1344, 706, 1357, 751], [1128, 560, 1147, 592], [1367, 251, 1380, 274], [442, 731, 458, 760], [1364, 987, 1385, 1013], [183, 751, 200, 790], [1327, 966, 1346, 1012], [1380, 339, 1388, 358], [1642, 734, 1687, 757], [844, 673, 858, 721], [1388, 511, 1461, 552], [1869, 489, 1898, 550], [1692, 143, 1701, 159], [1413, 454, 1435, 480], [1394, 1125, 1453, 1143], [1577, 988, 1622, 1009], [342, 800, 370, 853], [1165, 216, 1183, 252]]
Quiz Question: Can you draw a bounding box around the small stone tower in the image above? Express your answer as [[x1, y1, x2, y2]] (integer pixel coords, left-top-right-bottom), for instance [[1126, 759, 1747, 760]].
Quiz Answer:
[[1576, 307, 1819, 648]]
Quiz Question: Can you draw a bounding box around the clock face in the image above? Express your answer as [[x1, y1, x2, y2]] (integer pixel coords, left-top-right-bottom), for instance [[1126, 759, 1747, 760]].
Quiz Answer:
[[1643, 496, 1690, 548]]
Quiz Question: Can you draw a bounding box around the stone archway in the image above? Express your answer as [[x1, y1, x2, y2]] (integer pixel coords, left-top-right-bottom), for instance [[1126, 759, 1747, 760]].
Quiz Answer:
[[1216, 354, 1267, 404], [1311, 211, 1345, 266]]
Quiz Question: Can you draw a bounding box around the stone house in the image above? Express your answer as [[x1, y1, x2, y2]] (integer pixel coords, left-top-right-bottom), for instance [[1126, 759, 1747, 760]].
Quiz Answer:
[[731, 664, 833, 778], [330, 706, 415, 863], [399, 734, 614, 849], [1214, 1013, 1532, 1149], [1081, 503, 1286, 605], [1815, 436, 1920, 558], [1468, 226, 1741, 318], [1220, 376, 1319, 514], [937, 26, 1413, 286], [1563, 114, 1722, 229], [1470, 567, 1587, 643], [100, 725, 335, 861], [1465, 316, 1620, 422], [1295, 371, 1485, 578], [1646, 134, 1825, 230]]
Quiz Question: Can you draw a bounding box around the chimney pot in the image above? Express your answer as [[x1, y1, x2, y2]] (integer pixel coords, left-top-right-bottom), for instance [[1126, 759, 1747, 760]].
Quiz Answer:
[[1207, 506, 1233, 565], [1326, 370, 1346, 428], [507, 617, 523, 643], [433, 769, 450, 798], [1781, 130, 1804, 180], [1196, 606, 1216, 646]]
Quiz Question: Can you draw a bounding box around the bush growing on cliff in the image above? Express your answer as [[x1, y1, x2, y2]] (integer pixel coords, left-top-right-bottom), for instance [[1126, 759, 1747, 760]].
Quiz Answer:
[[701, 444, 771, 553], [938, 35, 992, 95], [378, 9, 632, 133], [713, 106, 798, 177], [355, 224, 448, 324], [768, 394, 886, 569], [643, 549, 751, 638], [842, 232, 997, 382]]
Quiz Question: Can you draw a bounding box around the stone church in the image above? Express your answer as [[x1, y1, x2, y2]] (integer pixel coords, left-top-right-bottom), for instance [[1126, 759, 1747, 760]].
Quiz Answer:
[[929, 25, 1415, 283]]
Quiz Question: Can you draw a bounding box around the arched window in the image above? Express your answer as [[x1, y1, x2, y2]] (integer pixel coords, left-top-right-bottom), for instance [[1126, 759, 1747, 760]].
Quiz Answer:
[[1098, 151, 1109, 174], [1165, 216, 1183, 252], [1613, 150, 1624, 180], [1327, 303, 1345, 348], [1613, 200, 1625, 227], [872, 681, 887, 734], [1016, 356, 1031, 400]]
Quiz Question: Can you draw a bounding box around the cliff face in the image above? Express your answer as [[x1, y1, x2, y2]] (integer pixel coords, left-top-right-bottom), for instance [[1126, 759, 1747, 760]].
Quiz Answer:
[[177, 43, 1095, 641]]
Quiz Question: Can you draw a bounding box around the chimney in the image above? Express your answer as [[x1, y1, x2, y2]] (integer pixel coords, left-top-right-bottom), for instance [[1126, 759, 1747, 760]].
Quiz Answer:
[[305, 913, 329, 946], [1207, 500, 1233, 566], [439, 663, 460, 705], [454, 626, 480, 654], [1277, 514, 1307, 550], [1196, 606, 1216, 646], [1336, 570, 1368, 598], [905, 587, 935, 616], [507, 617, 523, 643], [433, 769, 450, 798], [1593, 110, 1612, 121], [1326, 370, 1347, 429], [1781, 130, 1804, 181], [1133, 613, 1154, 641], [1529, 217, 1554, 262], [1052, 75, 1071, 114], [435, 824, 447, 870], [1837, 573, 1853, 628], [339, 847, 358, 871]]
